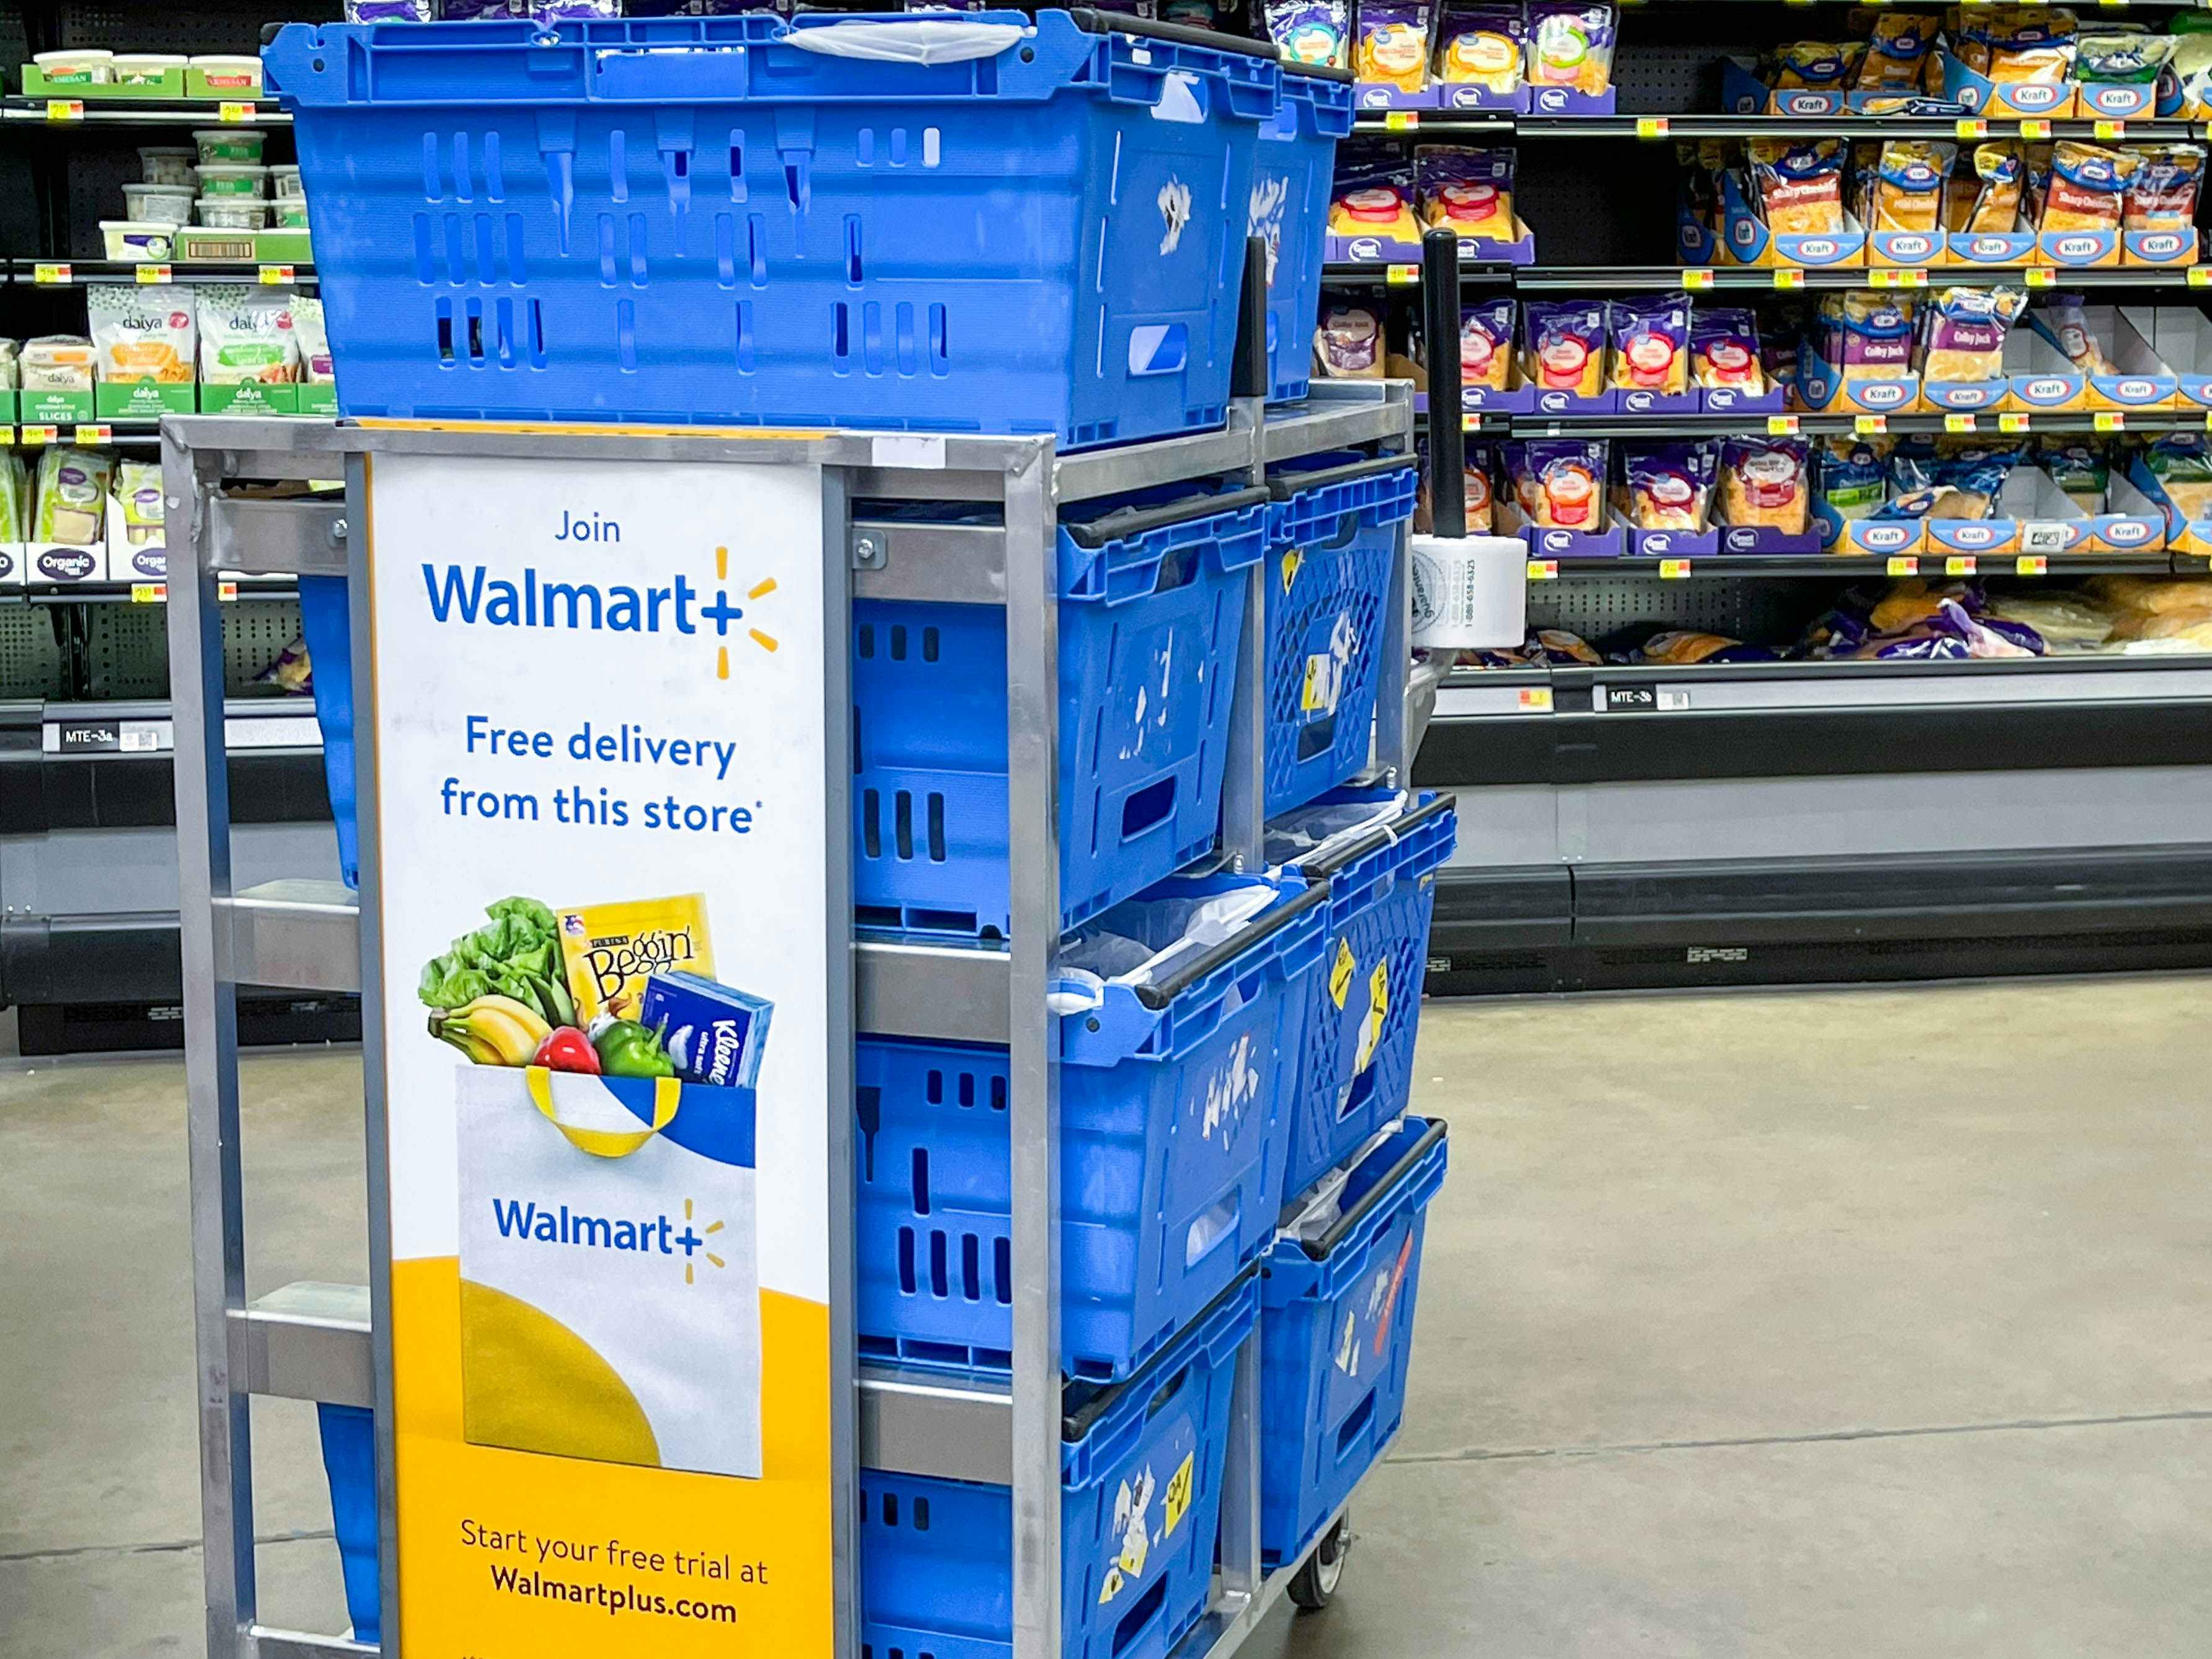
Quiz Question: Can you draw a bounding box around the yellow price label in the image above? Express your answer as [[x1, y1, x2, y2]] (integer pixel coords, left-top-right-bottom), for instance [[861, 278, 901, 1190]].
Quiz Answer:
[[1868, 267, 1928, 287], [1383, 110, 1420, 132], [1526, 558, 1559, 581], [19, 425, 55, 446], [130, 583, 166, 603], [2094, 118, 2125, 140], [1461, 412, 1484, 432], [1767, 414, 1801, 436], [1636, 116, 1670, 139], [2016, 555, 2049, 576], [1518, 686, 1554, 712], [1772, 268, 1806, 291], [1945, 555, 1979, 576], [32, 262, 69, 285], [1999, 412, 2031, 434], [135, 264, 172, 285], [1955, 118, 1989, 139], [218, 101, 257, 123], [1856, 414, 1889, 435], [73, 424, 110, 443], [218, 581, 240, 603], [1886, 556, 1920, 576], [43, 99, 82, 122], [2020, 118, 2053, 138], [1658, 558, 1693, 579], [2192, 265, 2212, 288], [258, 264, 296, 285], [1328, 938, 1356, 1011], [1945, 413, 1977, 433], [1683, 267, 1717, 291], [2025, 267, 2058, 288], [1384, 263, 1420, 286], [2095, 411, 2126, 432]]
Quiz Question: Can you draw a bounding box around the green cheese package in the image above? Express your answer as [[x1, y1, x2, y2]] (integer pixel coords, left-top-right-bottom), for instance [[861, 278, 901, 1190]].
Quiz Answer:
[[0, 451, 25, 543], [34, 447, 112, 545], [112, 458, 164, 548], [197, 284, 299, 384]]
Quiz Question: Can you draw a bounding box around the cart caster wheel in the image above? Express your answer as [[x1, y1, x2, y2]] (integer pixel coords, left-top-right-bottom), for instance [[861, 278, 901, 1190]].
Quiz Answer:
[[1287, 1516, 1351, 1612]]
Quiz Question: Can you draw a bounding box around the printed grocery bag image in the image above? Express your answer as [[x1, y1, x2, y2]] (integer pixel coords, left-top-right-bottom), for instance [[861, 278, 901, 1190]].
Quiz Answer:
[[423, 893, 774, 1479]]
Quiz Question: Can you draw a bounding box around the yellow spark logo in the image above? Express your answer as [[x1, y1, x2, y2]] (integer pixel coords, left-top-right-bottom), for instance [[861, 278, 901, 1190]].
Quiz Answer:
[[711, 546, 781, 680], [679, 1196, 727, 1287]]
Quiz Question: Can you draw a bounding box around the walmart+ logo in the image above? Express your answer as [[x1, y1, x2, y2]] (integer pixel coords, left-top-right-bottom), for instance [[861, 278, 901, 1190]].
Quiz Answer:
[[488, 1195, 727, 1287]]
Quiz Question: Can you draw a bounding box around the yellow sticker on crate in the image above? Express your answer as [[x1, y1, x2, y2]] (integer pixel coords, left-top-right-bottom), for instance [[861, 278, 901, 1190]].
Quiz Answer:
[[1280, 548, 1302, 593], [1355, 960, 1390, 1075], [1330, 938, 1356, 1011]]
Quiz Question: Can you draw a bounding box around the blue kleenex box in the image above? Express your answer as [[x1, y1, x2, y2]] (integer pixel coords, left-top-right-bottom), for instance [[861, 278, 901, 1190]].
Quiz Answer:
[[640, 971, 773, 1091]]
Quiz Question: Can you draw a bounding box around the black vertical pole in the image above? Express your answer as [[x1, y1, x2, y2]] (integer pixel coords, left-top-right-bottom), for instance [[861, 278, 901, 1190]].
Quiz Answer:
[[1422, 227, 1466, 539], [1231, 235, 1271, 404]]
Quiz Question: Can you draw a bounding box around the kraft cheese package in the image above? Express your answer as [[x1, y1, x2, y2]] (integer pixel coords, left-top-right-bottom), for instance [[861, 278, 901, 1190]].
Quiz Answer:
[[1946, 140, 2025, 233], [2040, 141, 2139, 234], [1750, 137, 1848, 235], [1855, 11, 1939, 92], [1917, 285, 2028, 382], [2124, 144, 2206, 231], [1870, 138, 1955, 234]]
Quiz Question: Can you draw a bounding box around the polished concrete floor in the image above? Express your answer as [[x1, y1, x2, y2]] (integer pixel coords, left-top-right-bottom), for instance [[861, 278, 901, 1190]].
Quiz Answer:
[[3, 977, 2209, 1657]]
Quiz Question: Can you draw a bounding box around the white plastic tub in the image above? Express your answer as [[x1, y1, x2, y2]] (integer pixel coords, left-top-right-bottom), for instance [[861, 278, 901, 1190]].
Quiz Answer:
[[138, 146, 197, 187], [272, 200, 310, 230], [112, 53, 187, 86], [32, 48, 112, 84], [190, 54, 262, 92], [196, 164, 269, 199], [122, 184, 195, 226], [102, 221, 179, 262], [192, 129, 264, 166], [270, 165, 305, 201], [197, 197, 271, 231]]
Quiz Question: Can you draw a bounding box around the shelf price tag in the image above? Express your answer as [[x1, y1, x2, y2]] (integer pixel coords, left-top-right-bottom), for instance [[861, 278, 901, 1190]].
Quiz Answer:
[[1999, 411, 2031, 434], [1886, 555, 1920, 576], [135, 264, 172, 285], [218, 101, 257, 123], [1384, 110, 1420, 132], [1384, 263, 1420, 286], [19, 424, 56, 447], [32, 262, 69, 285], [1955, 118, 1989, 140], [2016, 555, 2049, 576], [2094, 410, 2126, 432], [218, 581, 240, 603], [1518, 686, 1554, 711], [1946, 555, 1979, 576], [130, 582, 165, 604], [1526, 559, 1559, 581], [1683, 267, 1717, 291], [1766, 414, 1801, 436], [1855, 413, 1889, 435], [1658, 558, 1693, 579], [1771, 267, 1806, 291], [73, 424, 110, 444], [1636, 116, 1670, 138], [1945, 413, 1978, 433], [1868, 267, 1928, 288], [44, 99, 83, 122], [258, 264, 295, 285], [2020, 118, 2054, 139], [2025, 267, 2058, 288], [2094, 119, 2126, 140], [2192, 265, 2212, 288]]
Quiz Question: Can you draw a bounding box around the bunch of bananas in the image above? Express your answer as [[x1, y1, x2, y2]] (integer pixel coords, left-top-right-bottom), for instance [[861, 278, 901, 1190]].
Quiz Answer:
[[429, 995, 551, 1066]]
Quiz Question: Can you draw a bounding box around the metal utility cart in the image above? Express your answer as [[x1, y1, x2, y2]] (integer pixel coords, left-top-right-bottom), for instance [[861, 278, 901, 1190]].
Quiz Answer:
[[165, 376, 1420, 1659]]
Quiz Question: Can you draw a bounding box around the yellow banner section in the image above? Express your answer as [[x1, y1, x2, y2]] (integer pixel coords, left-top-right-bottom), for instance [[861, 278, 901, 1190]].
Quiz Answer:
[[393, 1256, 832, 1658]]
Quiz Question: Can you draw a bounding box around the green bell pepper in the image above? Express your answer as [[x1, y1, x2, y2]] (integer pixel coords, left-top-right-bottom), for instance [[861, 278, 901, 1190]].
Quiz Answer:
[[594, 1019, 676, 1080]]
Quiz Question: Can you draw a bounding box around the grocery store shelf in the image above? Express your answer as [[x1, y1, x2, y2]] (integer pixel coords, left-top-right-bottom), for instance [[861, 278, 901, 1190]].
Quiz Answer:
[[1320, 259, 1519, 287], [1513, 264, 2212, 292], [13, 575, 302, 603], [1425, 406, 2212, 440], [14, 259, 314, 286], [1528, 552, 2182, 578], [1, 94, 289, 126], [1515, 115, 2207, 141]]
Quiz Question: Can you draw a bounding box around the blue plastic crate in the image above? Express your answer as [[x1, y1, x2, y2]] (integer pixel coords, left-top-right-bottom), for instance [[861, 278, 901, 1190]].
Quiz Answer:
[[857, 872, 1323, 1381], [315, 1403, 382, 1645], [1260, 1117, 1446, 1568], [296, 575, 360, 889], [854, 486, 1268, 939], [1268, 789, 1455, 1202], [862, 1273, 1255, 1659], [262, 11, 1278, 449], [1261, 454, 1418, 818], [1252, 63, 1353, 405]]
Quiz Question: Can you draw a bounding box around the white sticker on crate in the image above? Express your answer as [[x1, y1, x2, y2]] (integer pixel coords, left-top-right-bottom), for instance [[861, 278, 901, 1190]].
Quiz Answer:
[[1157, 178, 1192, 254], [1200, 1030, 1262, 1143]]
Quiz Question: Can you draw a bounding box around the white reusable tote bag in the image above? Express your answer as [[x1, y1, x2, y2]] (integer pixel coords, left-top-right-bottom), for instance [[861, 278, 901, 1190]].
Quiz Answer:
[[456, 1065, 762, 1480]]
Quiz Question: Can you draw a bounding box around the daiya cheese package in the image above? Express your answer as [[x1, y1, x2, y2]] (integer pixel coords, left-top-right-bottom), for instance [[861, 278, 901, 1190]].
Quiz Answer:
[[197, 284, 298, 383]]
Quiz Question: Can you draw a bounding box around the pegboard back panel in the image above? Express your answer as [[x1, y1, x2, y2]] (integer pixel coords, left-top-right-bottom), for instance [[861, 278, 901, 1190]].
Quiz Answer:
[[1529, 575, 1840, 657], [59, 0, 339, 54], [82, 597, 303, 700], [1, 605, 68, 700]]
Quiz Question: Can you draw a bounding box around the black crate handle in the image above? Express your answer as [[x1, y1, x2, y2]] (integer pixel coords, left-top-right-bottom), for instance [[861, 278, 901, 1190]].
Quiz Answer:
[[1060, 484, 1269, 550], [1291, 791, 1458, 885], [1297, 1117, 1448, 1261], [1131, 877, 1328, 1012], [1265, 452, 1418, 502]]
